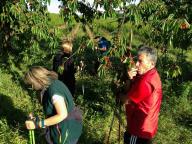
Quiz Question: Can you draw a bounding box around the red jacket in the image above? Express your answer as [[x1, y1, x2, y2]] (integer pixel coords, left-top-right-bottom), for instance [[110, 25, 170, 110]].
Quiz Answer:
[[126, 68, 162, 139]]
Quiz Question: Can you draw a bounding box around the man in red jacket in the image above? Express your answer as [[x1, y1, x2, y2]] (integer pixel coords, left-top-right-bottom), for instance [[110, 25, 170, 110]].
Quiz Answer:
[[120, 46, 162, 144]]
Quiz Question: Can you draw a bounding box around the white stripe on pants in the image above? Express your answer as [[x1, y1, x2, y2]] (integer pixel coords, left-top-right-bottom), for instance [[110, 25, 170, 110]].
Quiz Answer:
[[130, 135, 137, 144]]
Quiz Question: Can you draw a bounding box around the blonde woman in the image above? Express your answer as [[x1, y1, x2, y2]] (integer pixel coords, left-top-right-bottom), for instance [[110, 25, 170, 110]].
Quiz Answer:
[[52, 40, 76, 97], [24, 66, 82, 144]]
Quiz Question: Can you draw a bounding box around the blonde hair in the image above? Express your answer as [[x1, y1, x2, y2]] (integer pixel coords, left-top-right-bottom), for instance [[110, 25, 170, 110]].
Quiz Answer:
[[24, 66, 58, 90], [61, 39, 73, 53]]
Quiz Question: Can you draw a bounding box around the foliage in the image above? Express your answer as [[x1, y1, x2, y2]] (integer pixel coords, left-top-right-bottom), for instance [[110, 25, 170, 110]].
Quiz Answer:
[[0, 0, 192, 144], [126, 0, 192, 50], [0, 0, 59, 79], [125, 0, 192, 83], [57, 0, 192, 83], [58, 0, 192, 50], [59, 0, 135, 24]]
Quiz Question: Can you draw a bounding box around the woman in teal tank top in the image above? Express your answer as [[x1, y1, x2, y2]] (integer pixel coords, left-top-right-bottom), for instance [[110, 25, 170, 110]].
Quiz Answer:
[[24, 66, 82, 144]]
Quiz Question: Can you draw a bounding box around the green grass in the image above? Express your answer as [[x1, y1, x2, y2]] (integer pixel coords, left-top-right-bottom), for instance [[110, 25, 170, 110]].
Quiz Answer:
[[48, 13, 64, 27], [0, 70, 31, 144]]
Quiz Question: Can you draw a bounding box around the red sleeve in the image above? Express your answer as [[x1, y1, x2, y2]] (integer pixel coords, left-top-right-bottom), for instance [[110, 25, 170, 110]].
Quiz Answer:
[[127, 80, 152, 104]]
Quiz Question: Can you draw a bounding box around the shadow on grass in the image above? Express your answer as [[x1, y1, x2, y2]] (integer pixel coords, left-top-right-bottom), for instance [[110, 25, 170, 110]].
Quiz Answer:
[[176, 113, 192, 130], [78, 126, 104, 144], [0, 93, 28, 136], [75, 74, 114, 115], [74, 75, 116, 144]]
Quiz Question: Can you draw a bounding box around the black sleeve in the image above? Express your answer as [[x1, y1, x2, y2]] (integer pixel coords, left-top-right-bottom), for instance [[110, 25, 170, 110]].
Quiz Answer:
[[52, 53, 63, 72], [64, 58, 76, 74], [71, 60, 76, 74]]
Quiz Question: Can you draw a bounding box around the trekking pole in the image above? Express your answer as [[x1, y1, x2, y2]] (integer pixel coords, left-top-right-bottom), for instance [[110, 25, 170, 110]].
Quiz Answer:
[[28, 113, 36, 144], [32, 129, 35, 144], [29, 129, 35, 144], [29, 130, 32, 144]]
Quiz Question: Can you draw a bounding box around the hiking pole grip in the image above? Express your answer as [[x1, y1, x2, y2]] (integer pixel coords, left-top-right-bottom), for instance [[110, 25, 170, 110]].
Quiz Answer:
[[27, 113, 36, 144]]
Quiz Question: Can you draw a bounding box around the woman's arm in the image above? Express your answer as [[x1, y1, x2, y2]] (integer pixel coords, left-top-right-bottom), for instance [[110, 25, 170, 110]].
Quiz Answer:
[[43, 96, 68, 127], [25, 96, 68, 129]]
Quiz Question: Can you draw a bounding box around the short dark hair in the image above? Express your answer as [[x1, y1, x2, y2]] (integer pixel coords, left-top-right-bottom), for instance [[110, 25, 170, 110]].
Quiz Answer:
[[138, 46, 157, 65]]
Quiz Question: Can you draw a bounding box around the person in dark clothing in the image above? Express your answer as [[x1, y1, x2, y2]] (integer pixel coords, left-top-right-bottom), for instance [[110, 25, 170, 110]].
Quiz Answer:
[[94, 36, 111, 55], [52, 40, 76, 97], [93, 36, 111, 74]]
